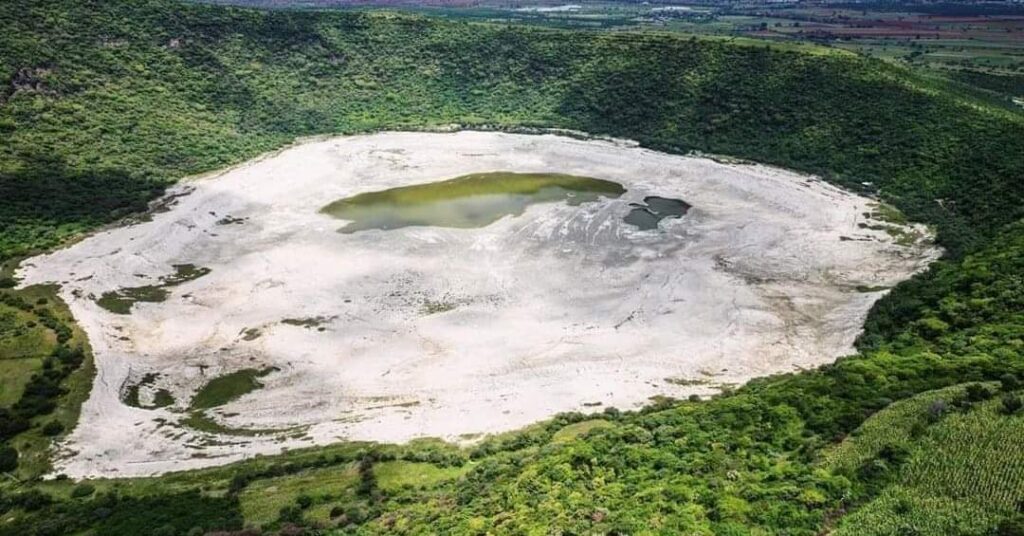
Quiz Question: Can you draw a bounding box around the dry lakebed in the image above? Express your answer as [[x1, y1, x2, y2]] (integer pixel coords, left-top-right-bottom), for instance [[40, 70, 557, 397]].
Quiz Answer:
[[17, 131, 940, 477]]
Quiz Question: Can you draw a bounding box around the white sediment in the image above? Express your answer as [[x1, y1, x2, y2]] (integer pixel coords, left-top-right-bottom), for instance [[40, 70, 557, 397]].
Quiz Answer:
[[18, 131, 939, 478]]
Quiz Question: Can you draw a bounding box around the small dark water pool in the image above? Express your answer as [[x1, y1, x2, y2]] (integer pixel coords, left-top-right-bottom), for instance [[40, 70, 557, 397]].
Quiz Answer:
[[623, 196, 691, 230]]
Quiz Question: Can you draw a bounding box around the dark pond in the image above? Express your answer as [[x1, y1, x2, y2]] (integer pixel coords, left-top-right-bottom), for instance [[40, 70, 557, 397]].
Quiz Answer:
[[623, 196, 691, 230]]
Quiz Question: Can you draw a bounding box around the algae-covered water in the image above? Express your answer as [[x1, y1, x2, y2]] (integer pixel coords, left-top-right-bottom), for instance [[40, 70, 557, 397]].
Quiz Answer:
[[322, 172, 626, 233]]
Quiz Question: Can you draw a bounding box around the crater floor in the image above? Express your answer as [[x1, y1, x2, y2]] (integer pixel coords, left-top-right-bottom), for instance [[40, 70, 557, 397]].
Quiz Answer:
[[19, 131, 939, 477]]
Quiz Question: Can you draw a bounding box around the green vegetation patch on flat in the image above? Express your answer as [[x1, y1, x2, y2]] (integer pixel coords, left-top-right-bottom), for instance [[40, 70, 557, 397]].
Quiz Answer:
[[180, 410, 283, 437], [181, 367, 284, 436], [161, 263, 211, 285], [151, 388, 174, 408], [96, 286, 168, 314], [121, 372, 174, 409], [189, 367, 275, 411], [96, 264, 210, 314], [281, 316, 332, 329]]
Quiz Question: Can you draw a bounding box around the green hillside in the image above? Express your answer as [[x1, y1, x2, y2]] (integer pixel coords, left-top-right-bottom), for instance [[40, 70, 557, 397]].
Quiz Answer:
[[3, 0, 1023, 258], [0, 0, 1022, 534]]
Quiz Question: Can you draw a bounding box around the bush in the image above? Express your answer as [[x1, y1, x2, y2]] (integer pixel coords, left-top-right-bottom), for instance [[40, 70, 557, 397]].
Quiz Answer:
[[967, 384, 994, 402], [1002, 395, 1023, 416], [344, 506, 366, 524], [228, 473, 250, 493], [357, 457, 376, 497], [71, 483, 95, 498], [279, 505, 302, 524], [927, 400, 949, 423], [295, 494, 313, 509], [0, 446, 18, 472], [10, 490, 52, 512], [41, 421, 65, 436]]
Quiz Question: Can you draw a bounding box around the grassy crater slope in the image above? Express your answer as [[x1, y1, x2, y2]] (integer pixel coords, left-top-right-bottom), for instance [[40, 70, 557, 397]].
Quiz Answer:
[[0, 1, 1022, 535]]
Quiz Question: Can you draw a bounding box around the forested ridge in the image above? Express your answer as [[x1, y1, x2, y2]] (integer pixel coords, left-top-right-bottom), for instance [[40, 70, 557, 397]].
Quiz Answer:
[[0, 1, 1023, 534]]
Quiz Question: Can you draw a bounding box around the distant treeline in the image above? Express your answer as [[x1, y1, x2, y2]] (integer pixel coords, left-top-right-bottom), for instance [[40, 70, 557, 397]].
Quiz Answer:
[[830, 1, 1024, 17]]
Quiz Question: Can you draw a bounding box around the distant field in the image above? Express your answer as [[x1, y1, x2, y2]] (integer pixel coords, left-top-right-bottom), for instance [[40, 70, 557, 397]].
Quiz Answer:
[[310, 2, 1024, 75], [319, 1, 1024, 96]]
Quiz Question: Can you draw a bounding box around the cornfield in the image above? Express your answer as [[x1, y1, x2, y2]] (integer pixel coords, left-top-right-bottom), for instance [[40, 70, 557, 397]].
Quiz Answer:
[[832, 386, 1024, 535]]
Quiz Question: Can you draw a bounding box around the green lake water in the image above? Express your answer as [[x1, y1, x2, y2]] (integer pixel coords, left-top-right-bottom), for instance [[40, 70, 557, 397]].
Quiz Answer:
[[321, 172, 626, 233]]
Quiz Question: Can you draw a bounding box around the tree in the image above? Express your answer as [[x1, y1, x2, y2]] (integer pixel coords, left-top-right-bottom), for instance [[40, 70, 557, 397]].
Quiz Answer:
[[0, 409, 28, 441], [1002, 395, 1023, 416], [357, 456, 377, 498]]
